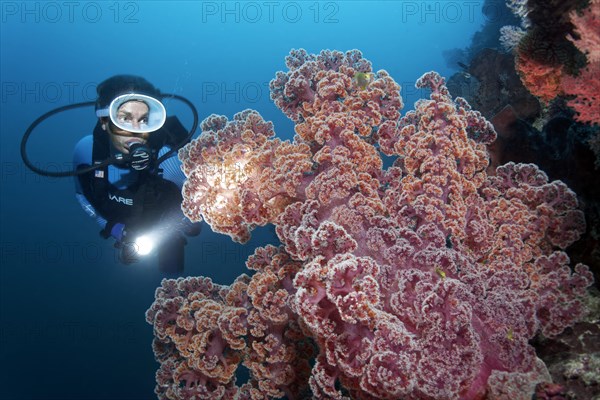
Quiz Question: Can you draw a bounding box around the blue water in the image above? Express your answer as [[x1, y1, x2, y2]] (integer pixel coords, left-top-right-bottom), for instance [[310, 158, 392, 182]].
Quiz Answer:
[[1, 2, 488, 399]]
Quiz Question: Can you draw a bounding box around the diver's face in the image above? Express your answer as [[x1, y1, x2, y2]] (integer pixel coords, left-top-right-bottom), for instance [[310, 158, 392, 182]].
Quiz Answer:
[[104, 100, 151, 154]]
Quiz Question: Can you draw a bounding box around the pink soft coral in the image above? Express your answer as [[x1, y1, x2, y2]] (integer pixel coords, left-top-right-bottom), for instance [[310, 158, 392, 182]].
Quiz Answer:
[[562, 61, 600, 125], [147, 50, 594, 400], [568, 0, 600, 63]]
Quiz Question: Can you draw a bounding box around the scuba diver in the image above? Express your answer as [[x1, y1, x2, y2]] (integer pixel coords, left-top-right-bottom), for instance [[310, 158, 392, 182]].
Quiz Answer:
[[21, 75, 201, 273]]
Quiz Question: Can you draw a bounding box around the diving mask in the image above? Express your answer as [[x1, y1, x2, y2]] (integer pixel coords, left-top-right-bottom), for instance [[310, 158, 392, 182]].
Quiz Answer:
[[96, 93, 166, 134]]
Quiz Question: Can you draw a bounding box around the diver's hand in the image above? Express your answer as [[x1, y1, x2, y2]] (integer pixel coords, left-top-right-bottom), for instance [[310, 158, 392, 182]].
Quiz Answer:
[[100, 221, 127, 241], [110, 222, 126, 242], [179, 217, 201, 237]]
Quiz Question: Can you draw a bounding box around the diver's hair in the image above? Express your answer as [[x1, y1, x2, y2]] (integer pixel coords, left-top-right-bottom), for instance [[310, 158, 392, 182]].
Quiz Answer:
[[95, 75, 161, 111]]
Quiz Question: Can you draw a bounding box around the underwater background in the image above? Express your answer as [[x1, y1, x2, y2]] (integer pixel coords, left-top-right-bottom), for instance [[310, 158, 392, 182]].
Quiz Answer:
[[1, 1, 598, 399]]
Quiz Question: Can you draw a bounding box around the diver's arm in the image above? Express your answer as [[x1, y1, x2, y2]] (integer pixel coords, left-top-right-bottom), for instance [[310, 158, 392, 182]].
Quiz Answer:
[[158, 147, 186, 188], [73, 135, 108, 228], [75, 192, 108, 226], [158, 146, 201, 236]]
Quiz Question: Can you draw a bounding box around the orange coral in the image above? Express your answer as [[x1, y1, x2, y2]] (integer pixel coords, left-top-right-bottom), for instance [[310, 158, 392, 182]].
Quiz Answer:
[[515, 52, 565, 102]]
